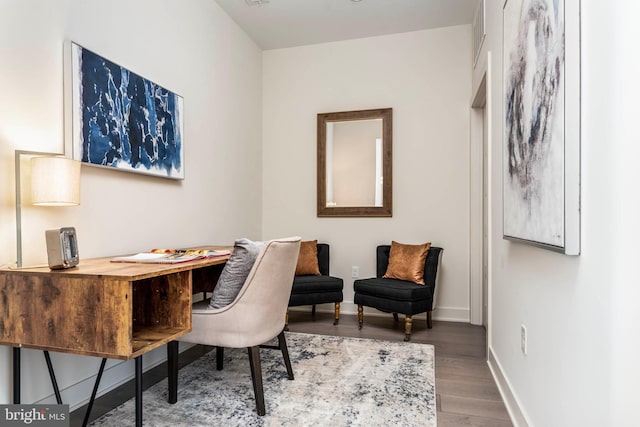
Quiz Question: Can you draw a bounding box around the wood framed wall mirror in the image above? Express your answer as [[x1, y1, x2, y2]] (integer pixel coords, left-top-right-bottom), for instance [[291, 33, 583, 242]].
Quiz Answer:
[[317, 108, 392, 217]]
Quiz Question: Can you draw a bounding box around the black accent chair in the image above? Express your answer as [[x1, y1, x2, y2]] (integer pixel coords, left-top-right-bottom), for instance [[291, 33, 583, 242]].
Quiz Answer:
[[286, 243, 343, 329], [353, 245, 443, 341]]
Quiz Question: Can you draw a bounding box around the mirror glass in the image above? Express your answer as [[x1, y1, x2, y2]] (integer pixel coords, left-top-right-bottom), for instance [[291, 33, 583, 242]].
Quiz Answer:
[[317, 108, 392, 217]]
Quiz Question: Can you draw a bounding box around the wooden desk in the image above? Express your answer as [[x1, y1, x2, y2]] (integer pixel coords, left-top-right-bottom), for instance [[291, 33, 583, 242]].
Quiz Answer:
[[0, 250, 229, 426]]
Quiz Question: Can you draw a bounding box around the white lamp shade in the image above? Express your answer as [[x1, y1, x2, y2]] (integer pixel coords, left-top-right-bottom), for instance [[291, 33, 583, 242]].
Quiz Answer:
[[30, 156, 81, 206]]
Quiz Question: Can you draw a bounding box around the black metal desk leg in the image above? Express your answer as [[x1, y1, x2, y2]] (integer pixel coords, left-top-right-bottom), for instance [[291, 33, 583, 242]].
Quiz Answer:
[[12, 347, 20, 404], [43, 351, 63, 404], [82, 358, 107, 427], [135, 356, 143, 427], [167, 341, 178, 404]]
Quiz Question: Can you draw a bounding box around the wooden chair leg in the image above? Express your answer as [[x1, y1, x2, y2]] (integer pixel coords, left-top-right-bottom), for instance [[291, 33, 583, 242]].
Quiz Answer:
[[284, 310, 289, 331], [427, 311, 433, 329], [277, 331, 294, 380], [216, 347, 224, 371], [358, 305, 364, 329], [311, 304, 316, 316], [333, 302, 340, 325], [404, 316, 413, 342], [393, 312, 399, 322], [247, 346, 266, 416]]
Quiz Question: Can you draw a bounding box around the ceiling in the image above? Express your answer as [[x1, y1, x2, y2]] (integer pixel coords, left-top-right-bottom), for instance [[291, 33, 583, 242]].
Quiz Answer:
[[214, 0, 480, 50]]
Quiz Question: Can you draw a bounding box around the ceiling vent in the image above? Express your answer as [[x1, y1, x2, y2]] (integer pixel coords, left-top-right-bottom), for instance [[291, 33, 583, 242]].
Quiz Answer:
[[245, 0, 269, 5]]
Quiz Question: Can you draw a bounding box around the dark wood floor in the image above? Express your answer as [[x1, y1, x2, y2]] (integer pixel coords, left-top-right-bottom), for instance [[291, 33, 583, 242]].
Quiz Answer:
[[72, 311, 512, 426]]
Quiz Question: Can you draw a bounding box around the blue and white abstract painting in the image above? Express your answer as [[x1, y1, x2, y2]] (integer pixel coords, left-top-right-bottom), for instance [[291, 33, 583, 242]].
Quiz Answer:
[[71, 42, 184, 179], [503, 0, 565, 248]]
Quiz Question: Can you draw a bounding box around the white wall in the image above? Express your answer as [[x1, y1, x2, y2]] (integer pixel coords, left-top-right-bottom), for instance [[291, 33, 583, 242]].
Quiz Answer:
[[473, 0, 640, 425], [608, 3, 640, 424], [262, 26, 472, 322], [0, 0, 263, 409]]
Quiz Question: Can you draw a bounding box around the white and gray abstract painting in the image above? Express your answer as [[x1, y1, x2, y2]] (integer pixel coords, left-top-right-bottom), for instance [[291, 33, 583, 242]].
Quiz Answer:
[[503, 0, 565, 247]]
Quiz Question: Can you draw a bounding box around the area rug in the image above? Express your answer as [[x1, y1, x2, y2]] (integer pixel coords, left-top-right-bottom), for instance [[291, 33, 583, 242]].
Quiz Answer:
[[90, 332, 436, 426]]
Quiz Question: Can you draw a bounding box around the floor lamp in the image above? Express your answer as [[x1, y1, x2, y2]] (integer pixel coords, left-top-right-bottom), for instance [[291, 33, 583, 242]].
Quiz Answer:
[[14, 150, 81, 268]]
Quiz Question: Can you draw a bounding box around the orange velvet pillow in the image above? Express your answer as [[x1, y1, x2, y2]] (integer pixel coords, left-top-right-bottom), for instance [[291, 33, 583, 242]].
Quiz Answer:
[[383, 241, 431, 285], [295, 240, 321, 276]]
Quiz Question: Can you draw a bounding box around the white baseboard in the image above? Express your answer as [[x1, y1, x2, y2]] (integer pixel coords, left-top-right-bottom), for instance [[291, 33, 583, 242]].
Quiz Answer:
[[290, 302, 470, 323], [432, 306, 470, 322], [487, 347, 531, 427]]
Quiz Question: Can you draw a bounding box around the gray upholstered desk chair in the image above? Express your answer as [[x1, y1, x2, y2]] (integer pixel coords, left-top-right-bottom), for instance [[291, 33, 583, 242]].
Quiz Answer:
[[179, 236, 301, 416]]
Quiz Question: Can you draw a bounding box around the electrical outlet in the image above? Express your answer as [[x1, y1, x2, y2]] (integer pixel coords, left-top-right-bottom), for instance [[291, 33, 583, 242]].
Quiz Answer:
[[351, 266, 359, 278], [521, 324, 527, 355]]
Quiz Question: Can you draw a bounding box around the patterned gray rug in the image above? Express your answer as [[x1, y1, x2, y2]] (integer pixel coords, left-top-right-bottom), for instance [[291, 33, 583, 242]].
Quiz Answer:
[[91, 332, 436, 426]]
